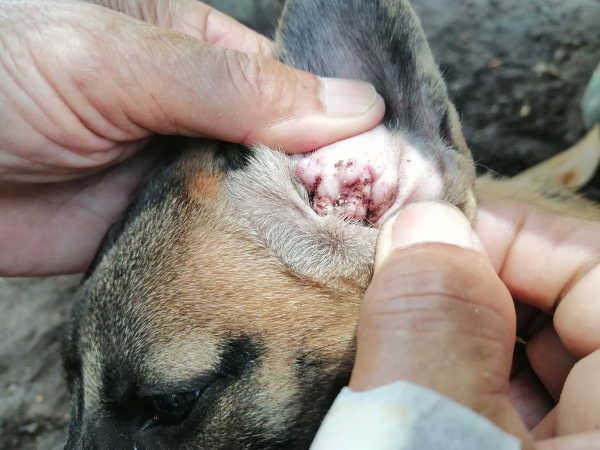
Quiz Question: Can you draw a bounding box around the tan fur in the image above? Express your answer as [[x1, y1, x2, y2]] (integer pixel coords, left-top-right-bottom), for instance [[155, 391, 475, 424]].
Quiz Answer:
[[66, 116, 600, 450], [150, 194, 361, 360], [63, 0, 600, 446], [187, 170, 224, 200], [138, 196, 360, 441]]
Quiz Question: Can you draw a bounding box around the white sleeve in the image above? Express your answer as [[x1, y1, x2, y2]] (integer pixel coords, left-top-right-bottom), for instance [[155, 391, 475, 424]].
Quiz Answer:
[[310, 381, 521, 450]]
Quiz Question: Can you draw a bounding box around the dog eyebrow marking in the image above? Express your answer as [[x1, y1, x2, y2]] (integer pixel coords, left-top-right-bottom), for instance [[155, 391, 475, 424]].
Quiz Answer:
[[215, 335, 262, 379], [110, 335, 263, 403]]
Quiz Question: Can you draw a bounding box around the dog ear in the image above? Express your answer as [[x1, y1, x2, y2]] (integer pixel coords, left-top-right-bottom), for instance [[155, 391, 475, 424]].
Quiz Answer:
[[275, 0, 451, 143]]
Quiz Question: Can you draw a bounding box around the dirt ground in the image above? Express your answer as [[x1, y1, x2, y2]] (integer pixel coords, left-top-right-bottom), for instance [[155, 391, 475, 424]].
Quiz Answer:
[[1, 1, 599, 449]]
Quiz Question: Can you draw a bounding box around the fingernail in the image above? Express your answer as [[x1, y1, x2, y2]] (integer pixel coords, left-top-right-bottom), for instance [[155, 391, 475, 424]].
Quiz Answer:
[[320, 78, 383, 116], [375, 201, 482, 270]]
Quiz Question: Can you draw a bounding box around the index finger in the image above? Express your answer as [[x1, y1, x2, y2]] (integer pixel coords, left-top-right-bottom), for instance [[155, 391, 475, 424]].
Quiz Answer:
[[475, 197, 600, 356], [94, 0, 274, 56]]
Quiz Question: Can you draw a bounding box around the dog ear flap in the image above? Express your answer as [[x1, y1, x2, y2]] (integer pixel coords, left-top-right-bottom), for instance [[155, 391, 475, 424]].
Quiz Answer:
[[275, 0, 451, 142]]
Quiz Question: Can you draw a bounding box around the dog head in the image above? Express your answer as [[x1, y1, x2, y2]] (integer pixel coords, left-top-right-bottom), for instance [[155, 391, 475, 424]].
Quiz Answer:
[[63, 1, 475, 448]]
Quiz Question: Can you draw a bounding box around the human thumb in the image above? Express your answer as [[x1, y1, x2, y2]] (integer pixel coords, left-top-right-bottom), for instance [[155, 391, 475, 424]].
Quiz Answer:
[[350, 202, 530, 441], [46, 4, 384, 154], [132, 39, 385, 152]]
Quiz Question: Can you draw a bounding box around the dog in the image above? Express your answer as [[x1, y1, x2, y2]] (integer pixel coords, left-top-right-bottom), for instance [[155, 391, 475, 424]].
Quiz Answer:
[[62, 0, 600, 448]]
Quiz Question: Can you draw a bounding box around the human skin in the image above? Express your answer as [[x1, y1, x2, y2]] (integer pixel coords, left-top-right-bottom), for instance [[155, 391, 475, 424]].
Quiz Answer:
[[351, 200, 600, 450], [1, 1, 598, 447], [0, 0, 384, 275]]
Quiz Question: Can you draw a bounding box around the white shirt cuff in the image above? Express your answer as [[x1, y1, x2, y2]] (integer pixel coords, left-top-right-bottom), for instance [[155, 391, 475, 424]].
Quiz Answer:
[[310, 381, 521, 450]]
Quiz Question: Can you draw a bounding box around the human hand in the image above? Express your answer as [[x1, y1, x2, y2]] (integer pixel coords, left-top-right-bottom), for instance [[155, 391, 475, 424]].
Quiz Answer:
[[350, 199, 600, 449], [477, 198, 600, 449], [0, 0, 384, 276]]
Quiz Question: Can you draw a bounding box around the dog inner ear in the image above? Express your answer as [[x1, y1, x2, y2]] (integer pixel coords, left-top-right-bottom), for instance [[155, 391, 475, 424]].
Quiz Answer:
[[275, 0, 450, 141]]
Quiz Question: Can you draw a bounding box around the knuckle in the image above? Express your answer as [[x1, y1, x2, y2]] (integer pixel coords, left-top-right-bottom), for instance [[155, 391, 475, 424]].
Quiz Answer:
[[370, 245, 501, 307], [567, 349, 600, 387], [200, 7, 220, 44], [33, 7, 109, 75], [224, 50, 286, 110]]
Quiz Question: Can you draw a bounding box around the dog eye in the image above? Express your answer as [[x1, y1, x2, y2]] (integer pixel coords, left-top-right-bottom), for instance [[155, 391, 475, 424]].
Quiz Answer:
[[149, 390, 201, 426]]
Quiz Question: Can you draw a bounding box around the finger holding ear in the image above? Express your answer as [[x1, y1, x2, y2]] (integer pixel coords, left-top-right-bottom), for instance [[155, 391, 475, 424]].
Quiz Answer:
[[350, 201, 531, 446], [1, 1, 385, 182]]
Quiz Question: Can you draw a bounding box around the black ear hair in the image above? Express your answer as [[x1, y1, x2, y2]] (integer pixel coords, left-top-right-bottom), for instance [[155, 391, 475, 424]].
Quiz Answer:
[[276, 0, 449, 142]]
